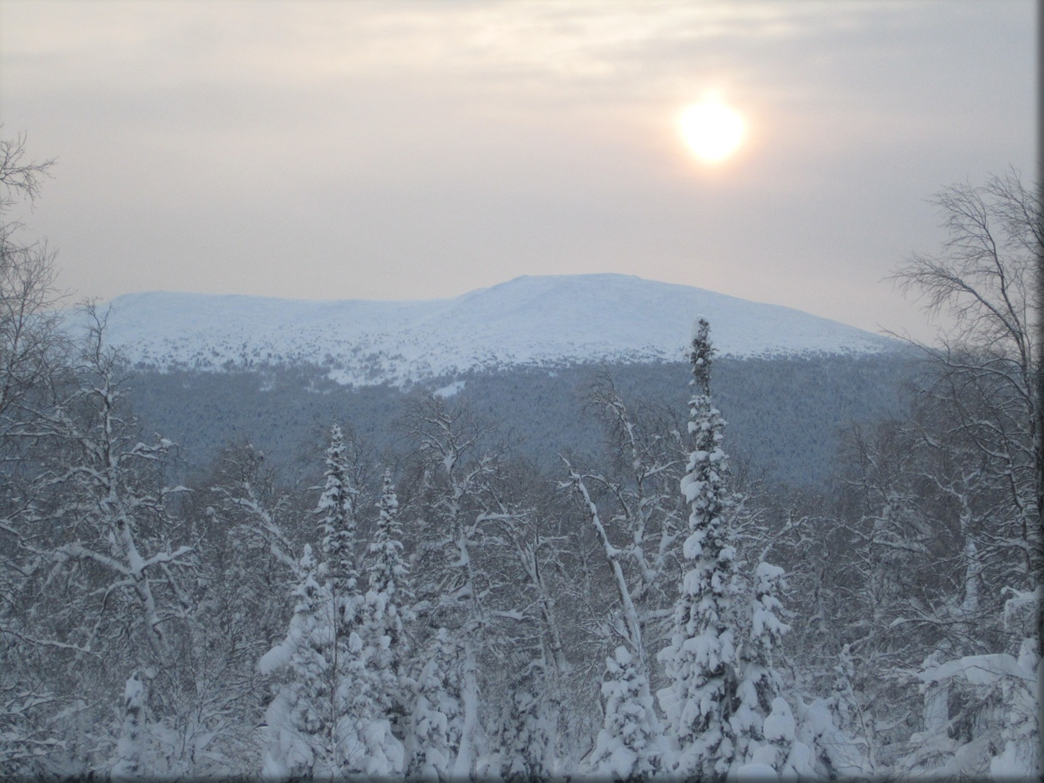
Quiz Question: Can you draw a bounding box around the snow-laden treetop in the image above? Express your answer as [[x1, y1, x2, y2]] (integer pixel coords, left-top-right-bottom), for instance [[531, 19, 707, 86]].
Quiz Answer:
[[83, 274, 899, 386]]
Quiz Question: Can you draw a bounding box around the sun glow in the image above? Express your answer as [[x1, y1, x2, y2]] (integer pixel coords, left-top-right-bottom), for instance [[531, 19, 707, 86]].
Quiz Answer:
[[679, 99, 746, 164]]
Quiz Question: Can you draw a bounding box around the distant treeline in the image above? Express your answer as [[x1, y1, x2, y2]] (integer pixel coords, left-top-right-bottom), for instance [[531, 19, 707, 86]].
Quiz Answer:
[[128, 351, 919, 489]]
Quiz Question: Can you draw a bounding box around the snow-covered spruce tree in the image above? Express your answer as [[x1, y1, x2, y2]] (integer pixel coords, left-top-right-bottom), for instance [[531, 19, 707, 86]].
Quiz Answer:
[[259, 544, 339, 779], [407, 626, 465, 780], [314, 424, 378, 773], [317, 424, 360, 631], [732, 562, 795, 773], [365, 469, 413, 702], [590, 645, 661, 779], [352, 468, 413, 775], [657, 317, 741, 780]]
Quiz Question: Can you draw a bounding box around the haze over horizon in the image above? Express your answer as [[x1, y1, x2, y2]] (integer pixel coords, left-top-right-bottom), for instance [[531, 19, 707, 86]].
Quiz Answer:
[[0, 1, 1034, 345]]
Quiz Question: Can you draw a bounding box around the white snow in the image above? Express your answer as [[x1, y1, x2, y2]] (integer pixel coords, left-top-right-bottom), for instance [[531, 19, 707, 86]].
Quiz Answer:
[[258, 640, 293, 676], [77, 274, 899, 387], [736, 761, 779, 781], [433, 380, 466, 398], [918, 653, 1032, 687], [123, 675, 144, 703], [763, 698, 795, 743]]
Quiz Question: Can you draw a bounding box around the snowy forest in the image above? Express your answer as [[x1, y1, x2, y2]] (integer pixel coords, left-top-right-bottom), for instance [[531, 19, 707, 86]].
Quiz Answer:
[[0, 134, 1040, 781]]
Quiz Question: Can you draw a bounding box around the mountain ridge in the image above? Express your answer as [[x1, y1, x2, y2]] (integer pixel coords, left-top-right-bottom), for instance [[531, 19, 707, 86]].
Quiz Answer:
[[86, 273, 900, 386]]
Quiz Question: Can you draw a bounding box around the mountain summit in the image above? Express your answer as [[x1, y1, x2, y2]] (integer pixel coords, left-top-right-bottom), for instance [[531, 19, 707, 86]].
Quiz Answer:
[[95, 273, 898, 385]]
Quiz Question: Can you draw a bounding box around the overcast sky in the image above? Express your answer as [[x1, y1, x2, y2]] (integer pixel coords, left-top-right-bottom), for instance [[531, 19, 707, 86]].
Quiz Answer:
[[0, 1, 1035, 343]]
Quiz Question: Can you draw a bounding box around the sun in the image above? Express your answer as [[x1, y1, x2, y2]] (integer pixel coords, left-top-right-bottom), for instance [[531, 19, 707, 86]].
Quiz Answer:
[[679, 99, 746, 164]]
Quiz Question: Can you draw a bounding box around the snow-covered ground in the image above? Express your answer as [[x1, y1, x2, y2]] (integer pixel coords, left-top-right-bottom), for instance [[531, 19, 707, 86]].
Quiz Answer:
[[84, 273, 899, 386]]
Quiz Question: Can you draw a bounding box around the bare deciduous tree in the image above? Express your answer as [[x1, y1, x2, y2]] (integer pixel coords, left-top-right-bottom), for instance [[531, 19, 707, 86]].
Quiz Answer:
[[0, 133, 64, 426], [889, 170, 1041, 648]]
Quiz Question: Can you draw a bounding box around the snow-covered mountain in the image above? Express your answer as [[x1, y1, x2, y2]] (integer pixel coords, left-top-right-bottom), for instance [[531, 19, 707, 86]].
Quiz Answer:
[[90, 274, 899, 386]]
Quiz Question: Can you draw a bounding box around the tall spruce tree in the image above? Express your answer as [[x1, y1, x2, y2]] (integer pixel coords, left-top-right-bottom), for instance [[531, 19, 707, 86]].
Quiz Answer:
[[317, 424, 360, 629], [314, 424, 373, 773], [657, 317, 741, 779], [352, 468, 412, 775], [364, 470, 414, 713], [259, 545, 339, 779]]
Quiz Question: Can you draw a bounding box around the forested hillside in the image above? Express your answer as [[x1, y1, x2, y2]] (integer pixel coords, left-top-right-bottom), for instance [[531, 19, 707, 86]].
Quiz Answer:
[[127, 351, 915, 491]]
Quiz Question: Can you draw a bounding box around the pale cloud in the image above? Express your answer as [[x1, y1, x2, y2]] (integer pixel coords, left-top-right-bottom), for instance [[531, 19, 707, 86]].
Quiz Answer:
[[3, 2, 953, 96], [0, 0, 1034, 343]]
